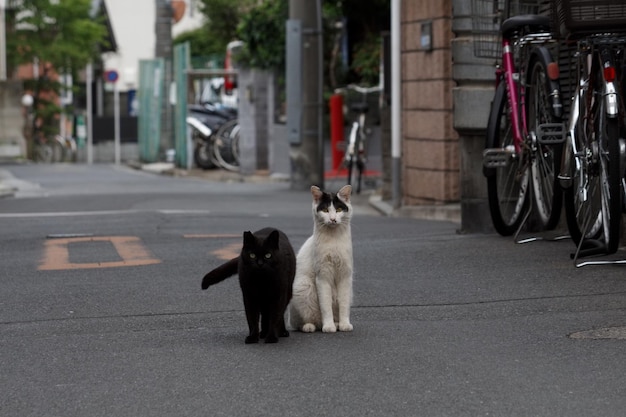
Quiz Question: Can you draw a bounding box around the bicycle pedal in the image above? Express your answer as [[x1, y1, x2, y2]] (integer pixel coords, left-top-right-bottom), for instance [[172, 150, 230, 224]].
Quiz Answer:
[[483, 148, 514, 168], [536, 123, 566, 145]]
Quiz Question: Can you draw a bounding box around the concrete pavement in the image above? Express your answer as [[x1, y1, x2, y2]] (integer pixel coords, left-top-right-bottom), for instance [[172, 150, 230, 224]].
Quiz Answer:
[[0, 161, 461, 223]]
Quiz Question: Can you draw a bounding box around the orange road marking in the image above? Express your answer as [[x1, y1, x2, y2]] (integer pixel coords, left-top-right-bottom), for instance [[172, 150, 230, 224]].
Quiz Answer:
[[39, 236, 161, 271], [210, 242, 241, 261]]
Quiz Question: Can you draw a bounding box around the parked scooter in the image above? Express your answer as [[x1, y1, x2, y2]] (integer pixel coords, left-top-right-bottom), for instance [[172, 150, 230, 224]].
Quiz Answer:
[[186, 102, 238, 170]]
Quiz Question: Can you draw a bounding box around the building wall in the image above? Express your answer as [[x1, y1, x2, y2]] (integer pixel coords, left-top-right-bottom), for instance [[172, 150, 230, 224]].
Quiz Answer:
[[103, 0, 203, 91], [401, 0, 459, 206]]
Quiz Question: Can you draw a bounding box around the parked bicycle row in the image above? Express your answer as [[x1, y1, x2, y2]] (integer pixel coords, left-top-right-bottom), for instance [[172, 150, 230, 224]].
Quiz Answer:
[[472, 0, 626, 262]]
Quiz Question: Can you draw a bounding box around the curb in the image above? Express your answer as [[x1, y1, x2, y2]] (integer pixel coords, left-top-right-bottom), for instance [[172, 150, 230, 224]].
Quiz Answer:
[[368, 193, 461, 224]]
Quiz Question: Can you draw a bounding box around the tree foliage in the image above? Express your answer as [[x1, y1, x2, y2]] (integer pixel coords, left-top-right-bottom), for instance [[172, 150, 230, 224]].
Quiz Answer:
[[8, 0, 108, 137], [175, 0, 255, 58], [235, 0, 288, 71], [9, 0, 107, 73]]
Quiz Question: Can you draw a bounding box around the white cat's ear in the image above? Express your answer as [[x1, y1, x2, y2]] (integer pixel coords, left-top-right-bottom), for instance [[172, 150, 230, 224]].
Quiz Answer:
[[338, 185, 352, 203], [311, 185, 323, 203]]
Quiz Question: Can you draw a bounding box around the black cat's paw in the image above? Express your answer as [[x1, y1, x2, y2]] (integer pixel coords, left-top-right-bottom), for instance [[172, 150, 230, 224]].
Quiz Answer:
[[280, 329, 290, 338], [245, 335, 259, 344], [260, 329, 268, 339], [264, 335, 279, 344]]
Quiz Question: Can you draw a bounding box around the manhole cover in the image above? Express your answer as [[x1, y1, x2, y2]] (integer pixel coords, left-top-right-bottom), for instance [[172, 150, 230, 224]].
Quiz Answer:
[[569, 326, 626, 340]]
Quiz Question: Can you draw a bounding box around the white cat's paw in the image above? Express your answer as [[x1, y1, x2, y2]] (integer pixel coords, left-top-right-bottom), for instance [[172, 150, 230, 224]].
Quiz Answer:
[[338, 322, 353, 332], [301, 323, 316, 333], [322, 323, 337, 333]]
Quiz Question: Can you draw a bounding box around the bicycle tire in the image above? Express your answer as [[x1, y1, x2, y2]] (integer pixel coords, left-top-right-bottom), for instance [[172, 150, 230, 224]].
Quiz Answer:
[[564, 61, 621, 253], [213, 119, 240, 172], [526, 56, 563, 231], [346, 123, 359, 187], [485, 82, 530, 236], [600, 116, 622, 253], [563, 74, 603, 244]]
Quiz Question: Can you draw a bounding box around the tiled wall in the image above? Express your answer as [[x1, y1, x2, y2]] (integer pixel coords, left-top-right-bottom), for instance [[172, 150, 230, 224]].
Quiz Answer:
[[401, 0, 459, 205]]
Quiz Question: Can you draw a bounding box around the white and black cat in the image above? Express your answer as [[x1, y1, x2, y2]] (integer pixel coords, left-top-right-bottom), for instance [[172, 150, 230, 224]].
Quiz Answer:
[[289, 185, 354, 333], [201, 228, 296, 344]]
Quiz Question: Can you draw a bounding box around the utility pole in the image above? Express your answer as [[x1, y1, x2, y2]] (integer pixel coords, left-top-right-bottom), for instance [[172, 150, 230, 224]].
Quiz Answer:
[[287, 0, 324, 190], [155, 0, 173, 158]]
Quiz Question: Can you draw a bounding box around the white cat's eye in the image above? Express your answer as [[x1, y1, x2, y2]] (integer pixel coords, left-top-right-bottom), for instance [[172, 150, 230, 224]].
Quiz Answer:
[[322, 208, 329, 213], [336, 207, 343, 212], [249, 253, 256, 259], [264, 253, 272, 259]]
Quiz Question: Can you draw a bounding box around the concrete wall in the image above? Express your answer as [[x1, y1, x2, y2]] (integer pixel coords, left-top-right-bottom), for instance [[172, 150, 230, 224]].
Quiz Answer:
[[0, 81, 26, 158], [451, 0, 496, 233]]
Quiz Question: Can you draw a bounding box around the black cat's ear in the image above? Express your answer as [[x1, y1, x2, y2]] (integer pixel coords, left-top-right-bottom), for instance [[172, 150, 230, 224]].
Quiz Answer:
[[243, 231, 254, 247], [266, 230, 280, 249]]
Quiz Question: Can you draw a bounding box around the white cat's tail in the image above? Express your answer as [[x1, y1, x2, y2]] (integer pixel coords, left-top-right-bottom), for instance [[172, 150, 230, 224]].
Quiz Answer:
[[288, 278, 321, 332]]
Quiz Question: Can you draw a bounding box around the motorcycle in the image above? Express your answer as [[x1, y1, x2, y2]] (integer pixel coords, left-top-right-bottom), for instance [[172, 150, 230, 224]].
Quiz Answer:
[[186, 103, 238, 170]]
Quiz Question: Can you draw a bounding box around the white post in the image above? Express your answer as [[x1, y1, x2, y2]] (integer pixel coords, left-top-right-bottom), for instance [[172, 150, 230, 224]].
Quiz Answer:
[[114, 81, 120, 165], [391, 0, 402, 208]]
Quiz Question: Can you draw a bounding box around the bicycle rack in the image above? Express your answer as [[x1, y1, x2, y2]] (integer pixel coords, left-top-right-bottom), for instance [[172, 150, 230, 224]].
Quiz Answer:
[[571, 220, 626, 268], [513, 179, 570, 245]]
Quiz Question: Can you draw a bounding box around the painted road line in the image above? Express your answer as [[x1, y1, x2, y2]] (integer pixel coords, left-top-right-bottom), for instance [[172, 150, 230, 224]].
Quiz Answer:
[[39, 236, 161, 271]]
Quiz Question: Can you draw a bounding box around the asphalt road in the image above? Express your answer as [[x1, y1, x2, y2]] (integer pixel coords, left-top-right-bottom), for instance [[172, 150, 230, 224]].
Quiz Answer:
[[1, 163, 626, 417]]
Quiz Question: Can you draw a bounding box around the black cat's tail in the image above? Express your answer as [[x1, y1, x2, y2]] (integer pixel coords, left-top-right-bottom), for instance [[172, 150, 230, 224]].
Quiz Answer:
[[201, 257, 239, 290]]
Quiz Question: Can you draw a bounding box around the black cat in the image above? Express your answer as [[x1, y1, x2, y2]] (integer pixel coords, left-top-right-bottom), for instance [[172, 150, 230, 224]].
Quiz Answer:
[[201, 228, 296, 344]]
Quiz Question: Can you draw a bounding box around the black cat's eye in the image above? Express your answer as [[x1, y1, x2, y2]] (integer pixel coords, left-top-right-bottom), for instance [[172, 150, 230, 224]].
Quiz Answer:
[[249, 253, 256, 259], [264, 253, 272, 259]]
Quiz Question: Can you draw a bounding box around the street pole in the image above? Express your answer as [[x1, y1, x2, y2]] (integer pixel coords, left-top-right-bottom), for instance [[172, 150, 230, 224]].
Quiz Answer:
[[86, 62, 93, 164], [155, 0, 173, 159], [391, 0, 402, 208], [0, 0, 7, 81], [288, 0, 324, 190]]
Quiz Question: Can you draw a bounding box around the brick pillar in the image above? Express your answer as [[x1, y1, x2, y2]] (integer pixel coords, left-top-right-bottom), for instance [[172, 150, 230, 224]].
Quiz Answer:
[[401, 0, 459, 206]]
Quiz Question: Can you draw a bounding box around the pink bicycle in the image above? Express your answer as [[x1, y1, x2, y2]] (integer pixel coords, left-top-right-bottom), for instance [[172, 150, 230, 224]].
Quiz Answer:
[[473, 0, 566, 236]]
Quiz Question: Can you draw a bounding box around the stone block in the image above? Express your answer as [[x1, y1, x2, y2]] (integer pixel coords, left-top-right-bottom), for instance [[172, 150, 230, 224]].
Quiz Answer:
[[452, 86, 494, 132]]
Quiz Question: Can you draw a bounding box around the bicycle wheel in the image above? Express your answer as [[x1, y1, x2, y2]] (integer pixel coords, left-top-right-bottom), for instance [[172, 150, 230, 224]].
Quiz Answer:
[[213, 119, 240, 172], [564, 63, 622, 254], [599, 115, 622, 253], [345, 123, 358, 187], [526, 57, 563, 230], [563, 80, 603, 245], [485, 82, 530, 236]]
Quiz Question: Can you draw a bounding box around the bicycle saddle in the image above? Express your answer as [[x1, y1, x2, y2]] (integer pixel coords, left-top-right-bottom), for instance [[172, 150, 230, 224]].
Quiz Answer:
[[501, 15, 552, 38], [350, 102, 369, 114]]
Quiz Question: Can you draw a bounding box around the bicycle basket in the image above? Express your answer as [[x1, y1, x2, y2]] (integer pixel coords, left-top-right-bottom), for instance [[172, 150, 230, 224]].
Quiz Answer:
[[471, 0, 505, 59], [554, 0, 626, 36], [471, 0, 552, 59]]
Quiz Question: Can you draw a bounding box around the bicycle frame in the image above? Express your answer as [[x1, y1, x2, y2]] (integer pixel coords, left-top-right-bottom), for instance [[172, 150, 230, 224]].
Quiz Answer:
[[500, 38, 527, 155]]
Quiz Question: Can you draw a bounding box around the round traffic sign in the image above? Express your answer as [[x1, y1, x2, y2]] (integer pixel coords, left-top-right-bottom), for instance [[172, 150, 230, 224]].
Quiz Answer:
[[104, 70, 119, 83]]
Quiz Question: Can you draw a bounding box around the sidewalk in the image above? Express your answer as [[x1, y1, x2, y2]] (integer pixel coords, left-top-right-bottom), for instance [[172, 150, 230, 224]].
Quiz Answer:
[[0, 161, 461, 224], [0, 167, 16, 198], [138, 161, 462, 224]]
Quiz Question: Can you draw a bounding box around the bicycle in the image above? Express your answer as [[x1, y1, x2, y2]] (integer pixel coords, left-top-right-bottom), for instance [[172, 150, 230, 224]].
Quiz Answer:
[[555, 0, 626, 258], [337, 84, 381, 194], [473, 0, 565, 236]]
